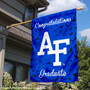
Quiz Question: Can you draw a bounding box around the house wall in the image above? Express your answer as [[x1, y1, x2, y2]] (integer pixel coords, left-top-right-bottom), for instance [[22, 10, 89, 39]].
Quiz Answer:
[[0, 0, 25, 22], [0, 0, 38, 25], [0, 0, 34, 83], [0, 0, 49, 85], [0, 13, 14, 27], [5, 38, 31, 65], [0, 0, 32, 64]]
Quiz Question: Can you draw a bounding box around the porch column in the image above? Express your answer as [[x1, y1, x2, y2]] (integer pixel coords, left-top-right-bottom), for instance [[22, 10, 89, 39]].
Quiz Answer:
[[0, 27, 8, 89]]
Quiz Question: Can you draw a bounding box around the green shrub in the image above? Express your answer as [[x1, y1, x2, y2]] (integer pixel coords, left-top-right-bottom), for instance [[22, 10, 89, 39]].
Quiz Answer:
[[2, 71, 38, 89], [3, 71, 13, 87]]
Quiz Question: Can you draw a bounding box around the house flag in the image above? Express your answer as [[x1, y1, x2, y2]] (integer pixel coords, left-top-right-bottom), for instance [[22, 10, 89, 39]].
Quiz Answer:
[[30, 9, 78, 82]]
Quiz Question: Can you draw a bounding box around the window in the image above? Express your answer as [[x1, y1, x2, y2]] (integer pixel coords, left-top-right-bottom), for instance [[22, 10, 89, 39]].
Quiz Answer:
[[4, 60, 29, 83], [4, 62, 14, 78], [0, 25, 5, 30], [23, 7, 34, 28], [15, 64, 27, 82]]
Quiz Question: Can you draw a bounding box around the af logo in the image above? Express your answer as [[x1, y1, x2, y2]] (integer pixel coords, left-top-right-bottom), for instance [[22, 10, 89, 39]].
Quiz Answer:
[[37, 32, 70, 66]]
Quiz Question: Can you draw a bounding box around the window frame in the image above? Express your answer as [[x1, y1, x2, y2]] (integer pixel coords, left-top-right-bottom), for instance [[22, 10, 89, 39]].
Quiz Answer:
[[23, 6, 35, 29], [4, 59, 29, 82]]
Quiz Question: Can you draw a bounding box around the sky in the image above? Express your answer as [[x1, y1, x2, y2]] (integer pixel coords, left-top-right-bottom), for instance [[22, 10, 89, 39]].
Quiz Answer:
[[39, 0, 90, 45]]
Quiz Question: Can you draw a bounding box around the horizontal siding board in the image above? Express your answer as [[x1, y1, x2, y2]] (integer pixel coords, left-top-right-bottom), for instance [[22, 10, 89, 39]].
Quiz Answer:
[[5, 41, 31, 65], [0, 1, 23, 22], [5, 51, 31, 65], [2, 0, 25, 14]]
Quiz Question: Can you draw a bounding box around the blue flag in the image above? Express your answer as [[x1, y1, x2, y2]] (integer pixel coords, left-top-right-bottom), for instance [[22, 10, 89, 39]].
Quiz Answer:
[[30, 9, 78, 82]]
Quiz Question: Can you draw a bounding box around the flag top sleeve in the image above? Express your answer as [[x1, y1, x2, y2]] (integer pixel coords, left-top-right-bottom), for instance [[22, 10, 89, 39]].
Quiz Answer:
[[30, 9, 78, 82]]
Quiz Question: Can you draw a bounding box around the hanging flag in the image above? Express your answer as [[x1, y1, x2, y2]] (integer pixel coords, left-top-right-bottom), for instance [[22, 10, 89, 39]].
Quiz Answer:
[[30, 9, 78, 82]]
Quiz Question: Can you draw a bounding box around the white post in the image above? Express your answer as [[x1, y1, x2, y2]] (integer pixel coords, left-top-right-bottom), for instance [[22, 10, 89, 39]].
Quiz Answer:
[[0, 28, 8, 89]]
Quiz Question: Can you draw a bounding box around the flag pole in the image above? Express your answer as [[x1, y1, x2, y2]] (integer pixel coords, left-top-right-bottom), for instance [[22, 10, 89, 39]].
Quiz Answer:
[[7, 20, 32, 28], [77, 7, 83, 11], [7, 7, 83, 28]]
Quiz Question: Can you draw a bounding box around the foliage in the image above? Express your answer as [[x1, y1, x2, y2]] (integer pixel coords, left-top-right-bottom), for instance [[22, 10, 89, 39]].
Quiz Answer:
[[2, 71, 38, 89], [25, 82, 39, 88], [77, 37, 90, 90], [3, 71, 13, 87]]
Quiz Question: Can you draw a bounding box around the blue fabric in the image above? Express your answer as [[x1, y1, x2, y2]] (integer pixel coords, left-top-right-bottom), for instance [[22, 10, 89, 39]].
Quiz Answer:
[[30, 9, 78, 82]]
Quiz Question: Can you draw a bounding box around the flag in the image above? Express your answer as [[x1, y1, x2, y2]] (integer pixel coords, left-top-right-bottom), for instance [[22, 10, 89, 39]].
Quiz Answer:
[[30, 9, 78, 82]]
